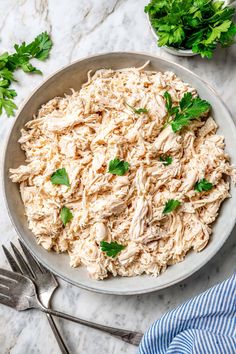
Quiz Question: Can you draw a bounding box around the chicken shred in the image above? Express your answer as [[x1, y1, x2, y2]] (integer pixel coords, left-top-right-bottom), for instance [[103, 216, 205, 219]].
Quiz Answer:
[[9, 67, 235, 280]]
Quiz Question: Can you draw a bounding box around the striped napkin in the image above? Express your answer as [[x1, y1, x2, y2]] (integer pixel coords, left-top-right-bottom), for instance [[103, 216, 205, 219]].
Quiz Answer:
[[139, 273, 235, 354]]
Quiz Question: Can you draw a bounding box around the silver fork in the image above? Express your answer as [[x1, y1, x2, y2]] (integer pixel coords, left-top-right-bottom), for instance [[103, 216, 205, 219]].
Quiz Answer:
[[2, 241, 70, 354], [0, 260, 143, 346]]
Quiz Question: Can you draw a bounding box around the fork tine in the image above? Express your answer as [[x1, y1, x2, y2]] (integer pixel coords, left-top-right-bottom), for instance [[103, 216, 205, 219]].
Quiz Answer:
[[10, 242, 34, 278], [35, 261, 49, 274], [0, 268, 21, 281], [0, 284, 10, 296], [0, 294, 14, 308], [19, 240, 50, 275], [2, 245, 22, 274], [18, 240, 43, 275], [0, 275, 15, 287]]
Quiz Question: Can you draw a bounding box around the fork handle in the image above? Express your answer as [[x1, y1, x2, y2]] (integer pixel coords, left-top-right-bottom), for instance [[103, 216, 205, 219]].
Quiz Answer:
[[41, 307, 143, 346], [46, 314, 70, 354]]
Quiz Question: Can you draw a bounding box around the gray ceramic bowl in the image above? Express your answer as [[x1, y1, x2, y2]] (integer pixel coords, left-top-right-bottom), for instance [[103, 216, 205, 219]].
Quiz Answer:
[[3, 52, 236, 295]]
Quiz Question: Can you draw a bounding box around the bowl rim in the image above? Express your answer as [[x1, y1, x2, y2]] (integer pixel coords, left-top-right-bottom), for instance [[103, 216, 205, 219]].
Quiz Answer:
[[3, 51, 236, 295]]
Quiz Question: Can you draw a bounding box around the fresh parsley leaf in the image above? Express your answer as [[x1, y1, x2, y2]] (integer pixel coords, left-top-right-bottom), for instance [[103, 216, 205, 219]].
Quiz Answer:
[[163, 92, 211, 133], [134, 108, 148, 114], [158, 25, 185, 46], [180, 96, 211, 118], [145, 0, 236, 58], [7, 32, 52, 72], [163, 91, 179, 129], [50, 168, 70, 187], [108, 158, 130, 176], [0, 79, 9, 88], [158, 31, 171, 46], [0, 68, 16, 82], [100, 241, 126, 258], [171, 114, 191, 133], [144, 0, 168, 15], [219, 22, 236, 47], [33, 32, 53, 61], [160, 155, 173, 166], [60, 206, 73, 226], [204, 20, 232, 45], [0, 87, 17, 99], [192, 42, 215, 59], [185, 28, 205, 48], [194, 178, 213, 192], [179, 92, 192, 110], [1, 98, 17, 117], [163, 199, 181, 214], [126, 102, 148, 115], [163, 91, 179, 119], [172, 95, 211, 132], [0, 86, 17, 117], [0, 52, 9, 64], [164, 91, 172, 112], [0, 32, 52, 117]]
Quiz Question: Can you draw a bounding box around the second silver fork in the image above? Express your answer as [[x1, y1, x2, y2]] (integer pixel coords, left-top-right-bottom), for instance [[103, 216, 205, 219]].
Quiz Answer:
[[2, 240, 69, 354]]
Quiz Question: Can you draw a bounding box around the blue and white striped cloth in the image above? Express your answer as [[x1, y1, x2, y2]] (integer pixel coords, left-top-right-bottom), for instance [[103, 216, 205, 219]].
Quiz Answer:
[[139, 273, 236, 354]]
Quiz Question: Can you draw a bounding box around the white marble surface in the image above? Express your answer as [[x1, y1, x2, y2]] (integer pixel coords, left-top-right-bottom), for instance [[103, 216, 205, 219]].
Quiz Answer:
[[0, 1, 235, 353]]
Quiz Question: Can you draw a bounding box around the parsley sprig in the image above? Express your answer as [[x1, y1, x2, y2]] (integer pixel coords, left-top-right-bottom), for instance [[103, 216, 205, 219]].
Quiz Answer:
[[163, 91, 211, 133], [0, 32, 52, 117], [0, 83, 17, 117], [60, 206, 73, 226], [163, 199, 181, 214], [126, 102, 148, 115], [108, 158, 130, 176], [194, 178, 213, 192], [160, 155, 172, 166], [134, 108, 149, 114], [145, 0, 236, 58], [100, 241, 126, 258], [51, 168, 70, 187]]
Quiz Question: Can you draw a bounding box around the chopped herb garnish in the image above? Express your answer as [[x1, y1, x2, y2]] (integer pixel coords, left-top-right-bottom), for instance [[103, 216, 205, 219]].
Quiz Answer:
[[164, 91, 172, 113], [60, 206, 73, 226], [50, 168, 70, 187], [126, 102, 148, 115], [163, 199, 181, 214], [0, 32, 52, 117], [108, 158, 130, 176], [144, 0, 236, 59], [100, 241, 126, 258], [194, 178, 213, 192], [134, 108, 148, 114], [163, 91, 211, 133], [160, 155, 173, 166]]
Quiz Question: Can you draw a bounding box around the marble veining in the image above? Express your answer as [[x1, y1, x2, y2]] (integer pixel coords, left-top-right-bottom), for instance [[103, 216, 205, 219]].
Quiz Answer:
[[0, 1, 235, 353]]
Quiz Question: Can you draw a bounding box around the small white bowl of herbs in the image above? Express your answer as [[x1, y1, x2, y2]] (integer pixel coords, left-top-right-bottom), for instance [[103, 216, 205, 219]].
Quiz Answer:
[[145, 0, 236, 58]]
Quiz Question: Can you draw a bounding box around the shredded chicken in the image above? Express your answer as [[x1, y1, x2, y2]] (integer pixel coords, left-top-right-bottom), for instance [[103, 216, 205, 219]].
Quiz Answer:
[[10, 65, 235, 280]]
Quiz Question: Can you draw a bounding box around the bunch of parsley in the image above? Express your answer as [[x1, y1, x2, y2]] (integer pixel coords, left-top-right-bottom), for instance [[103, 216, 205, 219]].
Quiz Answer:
[[145, 0, 236, 58], [0, 32, 52, 117]]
